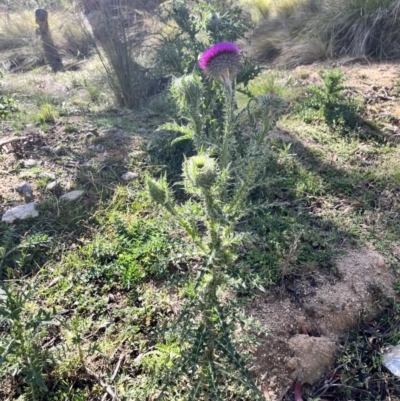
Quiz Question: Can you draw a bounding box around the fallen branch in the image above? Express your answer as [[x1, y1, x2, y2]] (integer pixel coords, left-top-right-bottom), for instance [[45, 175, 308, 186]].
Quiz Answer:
[[85, 366, 117, 400], [0, 136, 29, 148]]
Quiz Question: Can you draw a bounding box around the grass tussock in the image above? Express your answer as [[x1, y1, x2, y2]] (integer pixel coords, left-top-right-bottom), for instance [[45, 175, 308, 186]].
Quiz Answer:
[[245, 0, 400, 66], [0, 9, 95, 71], [80, 0, 161, 107]]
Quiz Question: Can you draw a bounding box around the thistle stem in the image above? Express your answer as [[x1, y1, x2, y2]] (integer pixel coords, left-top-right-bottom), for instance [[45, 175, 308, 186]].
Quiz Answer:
[[220, 78, 235, 173]]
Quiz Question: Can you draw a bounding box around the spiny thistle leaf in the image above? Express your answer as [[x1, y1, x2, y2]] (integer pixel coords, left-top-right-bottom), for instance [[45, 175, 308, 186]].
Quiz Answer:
[[158, 123, 195, 144]]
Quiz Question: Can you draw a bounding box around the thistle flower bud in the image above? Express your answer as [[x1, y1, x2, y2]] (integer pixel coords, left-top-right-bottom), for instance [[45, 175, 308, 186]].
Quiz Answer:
[[198, 42, 241, 82], [146, 176, 168, 205], [256, 93, 286, 116], [171, 74, 204, 113], [183, 154, 217, 192], [208, 12, 220, 30]]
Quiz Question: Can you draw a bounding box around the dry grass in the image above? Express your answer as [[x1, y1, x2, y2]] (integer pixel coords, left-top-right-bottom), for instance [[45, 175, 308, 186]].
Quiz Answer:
[[79, 0, 160, 107], [246, 0, 400, 66], [276, 38, 330, 67], [0, 8, 95, 71]]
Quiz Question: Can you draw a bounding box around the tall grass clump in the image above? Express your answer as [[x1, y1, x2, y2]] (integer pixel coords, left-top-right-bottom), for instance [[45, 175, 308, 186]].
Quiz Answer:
[[147, 41, 286, 399], [247, 0, 400, 65], [313, 0, 400, 58], [79, 0, 161, 107], [248, 0, 325, 65]]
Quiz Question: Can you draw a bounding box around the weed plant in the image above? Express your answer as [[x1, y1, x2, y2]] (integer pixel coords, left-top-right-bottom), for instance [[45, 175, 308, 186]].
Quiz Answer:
[[154, 0, 262, 89], [297, 69, 360, 133], [153, 1, 264, 190], [147, 42, 286, 399], [0, 282, 58, 400]]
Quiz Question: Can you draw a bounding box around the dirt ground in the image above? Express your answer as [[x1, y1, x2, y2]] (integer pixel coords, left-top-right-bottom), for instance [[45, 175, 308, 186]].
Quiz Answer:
[[249, 247, 397, 400]]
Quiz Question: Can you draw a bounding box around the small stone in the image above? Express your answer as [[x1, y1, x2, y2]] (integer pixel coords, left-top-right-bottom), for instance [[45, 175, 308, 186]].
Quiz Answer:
[[383, 345, 400, 376], [41, 145, 53, 152], [85, 132, 96, 140], [60, 190, 84, 201], [22, 159, 39, 168], [94, 144, 105, 153], [121, 172, 139, 181], [53, 146, 66, 156], [46, 181, 60, 192], [2, 203, 39, 223], [137, 127, 146, 133], [38, 172, 56, 180], [15, 182, 34, 201]]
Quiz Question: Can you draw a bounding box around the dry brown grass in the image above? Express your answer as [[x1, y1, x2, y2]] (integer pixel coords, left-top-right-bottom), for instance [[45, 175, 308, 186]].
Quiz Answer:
[[247, 0, 400, 66], [0, 9, 94, 71]]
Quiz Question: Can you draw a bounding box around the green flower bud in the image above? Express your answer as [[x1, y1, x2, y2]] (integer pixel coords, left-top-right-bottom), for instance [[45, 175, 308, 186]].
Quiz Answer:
[[256, 93, 287, 116], [171, 74, 204, 113], [183, 154, 218, 192], [146, 176, 168, 205]]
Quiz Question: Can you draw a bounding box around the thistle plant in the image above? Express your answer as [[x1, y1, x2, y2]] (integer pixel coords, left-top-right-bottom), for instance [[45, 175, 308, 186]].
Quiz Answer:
[[0, 282, 58, 400], [147, 42, 285, 400]]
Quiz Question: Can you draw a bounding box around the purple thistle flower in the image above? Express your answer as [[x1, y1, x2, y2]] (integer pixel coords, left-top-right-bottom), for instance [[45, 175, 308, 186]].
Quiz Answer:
[[198, 42, 241, 82]]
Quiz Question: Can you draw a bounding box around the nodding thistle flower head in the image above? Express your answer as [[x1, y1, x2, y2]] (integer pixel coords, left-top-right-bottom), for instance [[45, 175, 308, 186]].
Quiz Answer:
[[183, 154, 218, 193], [198, 42, 241, 83]]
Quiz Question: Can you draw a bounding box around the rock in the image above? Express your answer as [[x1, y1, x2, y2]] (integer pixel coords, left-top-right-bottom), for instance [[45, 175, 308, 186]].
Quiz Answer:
[[22, 159, 39, 168], [287, 335, 337, 384], [46, 181, 60, 192], [2, 203, 39, 223], [137, 127, 146, 133], [53, 146, 66, 156], [383, 345, 400, 376], [60, 190, 84, 201], [41, 145, 53, 152], [38, 172, 56, 180], [121, 172, 139, 181], [15, 182, 33, 201], [92, 144, 105, 153]]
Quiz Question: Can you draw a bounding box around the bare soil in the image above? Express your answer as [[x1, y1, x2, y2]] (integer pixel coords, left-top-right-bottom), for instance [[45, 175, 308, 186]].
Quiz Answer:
[[250, 248, 397, 400]]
